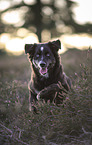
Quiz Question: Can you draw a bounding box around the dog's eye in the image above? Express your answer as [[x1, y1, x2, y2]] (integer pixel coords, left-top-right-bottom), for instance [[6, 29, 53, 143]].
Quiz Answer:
[[46, 53, 50, 57], [36, 54, 40, 58]]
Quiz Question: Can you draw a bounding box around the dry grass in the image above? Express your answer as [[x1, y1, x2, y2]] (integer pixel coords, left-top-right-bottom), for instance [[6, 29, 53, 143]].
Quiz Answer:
[[0, 49, 92, 145]]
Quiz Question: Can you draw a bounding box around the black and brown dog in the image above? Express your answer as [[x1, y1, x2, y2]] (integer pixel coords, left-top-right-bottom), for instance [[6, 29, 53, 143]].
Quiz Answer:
[[25, 40, 71, 112]]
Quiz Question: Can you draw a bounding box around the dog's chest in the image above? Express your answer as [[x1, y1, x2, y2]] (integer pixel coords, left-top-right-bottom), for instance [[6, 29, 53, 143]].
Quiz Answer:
[[34, 77, 57, 93]]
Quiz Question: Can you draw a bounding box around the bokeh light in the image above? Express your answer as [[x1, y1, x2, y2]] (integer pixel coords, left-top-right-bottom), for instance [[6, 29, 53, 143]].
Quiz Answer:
[[0, 33, 39, 55]]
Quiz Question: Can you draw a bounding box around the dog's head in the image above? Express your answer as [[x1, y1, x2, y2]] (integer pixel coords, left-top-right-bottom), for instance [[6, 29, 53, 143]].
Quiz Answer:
[[25, 40, 61, 77]]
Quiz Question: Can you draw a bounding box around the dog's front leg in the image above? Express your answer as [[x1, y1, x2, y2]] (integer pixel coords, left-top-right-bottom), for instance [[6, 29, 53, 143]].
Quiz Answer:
[[29, 91, 38, 113], [37, 83, 60, 101], [29, 91, 33, 112], [36, 82, 68, 103]]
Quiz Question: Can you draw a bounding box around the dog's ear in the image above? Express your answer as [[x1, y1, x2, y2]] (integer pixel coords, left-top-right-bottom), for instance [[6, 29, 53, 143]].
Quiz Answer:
[[25, 44, 36, 58], [25, 44, 34, 54], [49, 39, 61, 51]]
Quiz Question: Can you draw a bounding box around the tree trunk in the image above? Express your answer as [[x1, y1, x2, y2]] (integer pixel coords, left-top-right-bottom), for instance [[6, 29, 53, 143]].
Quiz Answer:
[[34, 0, 42, 42]]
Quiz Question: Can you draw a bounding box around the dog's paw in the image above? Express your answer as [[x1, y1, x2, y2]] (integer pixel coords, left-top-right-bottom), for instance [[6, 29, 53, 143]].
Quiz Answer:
[[37, 93, 40, 100]]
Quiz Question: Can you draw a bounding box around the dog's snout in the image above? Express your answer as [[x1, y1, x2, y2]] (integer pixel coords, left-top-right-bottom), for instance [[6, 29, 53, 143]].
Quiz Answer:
[[40, 62, 46, 68]]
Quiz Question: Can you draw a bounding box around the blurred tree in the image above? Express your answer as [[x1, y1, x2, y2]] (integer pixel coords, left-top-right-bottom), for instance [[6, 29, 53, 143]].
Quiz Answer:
[[0, 0, 92, 42]]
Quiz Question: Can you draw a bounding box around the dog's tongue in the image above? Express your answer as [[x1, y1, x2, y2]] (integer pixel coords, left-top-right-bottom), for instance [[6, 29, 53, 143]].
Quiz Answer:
[[40, 68, 47, 75]]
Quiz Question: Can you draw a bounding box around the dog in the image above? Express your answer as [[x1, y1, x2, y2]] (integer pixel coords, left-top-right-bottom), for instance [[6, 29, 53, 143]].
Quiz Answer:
[[25, 40, 71, 113]]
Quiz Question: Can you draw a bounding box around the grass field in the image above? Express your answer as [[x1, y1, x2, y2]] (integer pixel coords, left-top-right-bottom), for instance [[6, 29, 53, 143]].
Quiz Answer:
[[0, 48, 92, 145]]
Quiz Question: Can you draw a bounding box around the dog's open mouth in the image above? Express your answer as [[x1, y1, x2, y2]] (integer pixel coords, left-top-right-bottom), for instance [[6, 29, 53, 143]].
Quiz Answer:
[[40, 67, 47, 75]]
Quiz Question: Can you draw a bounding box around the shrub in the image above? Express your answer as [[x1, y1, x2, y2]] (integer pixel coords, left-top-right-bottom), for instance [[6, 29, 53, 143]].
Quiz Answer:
[[0, 49, 92, 145]]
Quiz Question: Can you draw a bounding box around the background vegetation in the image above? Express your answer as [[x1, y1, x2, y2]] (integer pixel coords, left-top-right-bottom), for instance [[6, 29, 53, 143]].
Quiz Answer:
[[0, 48, 92, 145]]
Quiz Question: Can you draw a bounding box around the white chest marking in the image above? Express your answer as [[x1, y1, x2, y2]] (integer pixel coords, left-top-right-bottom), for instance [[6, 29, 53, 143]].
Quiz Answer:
[[40, 47, 44, 52]]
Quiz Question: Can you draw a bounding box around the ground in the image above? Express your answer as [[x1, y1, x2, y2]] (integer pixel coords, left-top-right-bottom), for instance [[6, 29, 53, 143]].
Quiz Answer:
[[0, 48, 92, 145]]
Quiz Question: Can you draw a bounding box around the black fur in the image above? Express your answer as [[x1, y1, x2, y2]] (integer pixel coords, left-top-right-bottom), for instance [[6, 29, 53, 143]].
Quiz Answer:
[[25, 40, 71, 112]]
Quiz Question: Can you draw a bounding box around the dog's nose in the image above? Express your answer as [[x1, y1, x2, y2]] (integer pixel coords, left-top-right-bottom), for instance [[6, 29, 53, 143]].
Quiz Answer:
[[40, 62, 46, 68]]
